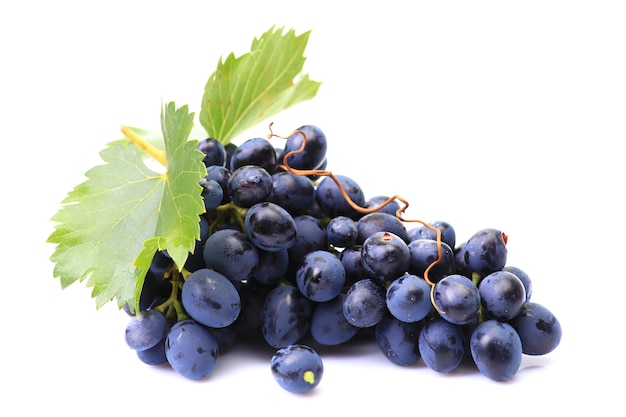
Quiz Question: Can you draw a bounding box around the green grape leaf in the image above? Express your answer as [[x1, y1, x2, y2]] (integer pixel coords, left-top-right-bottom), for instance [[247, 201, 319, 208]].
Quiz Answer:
[[47, 102, 206, 310], [199, 26, 321, 144]]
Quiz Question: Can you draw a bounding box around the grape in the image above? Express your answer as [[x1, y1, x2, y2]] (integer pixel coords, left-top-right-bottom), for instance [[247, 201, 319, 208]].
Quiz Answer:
[[199, 176, 224, 212], [409, 220, 456, 249], [136, 337, 168, 366], [269, 171, 316, 216], [203, 229, 259, 283], [205, 165, 231, 204], [361, 231, 410, 283], [229, 137, 277, 173], [375, 315, 422, 366], [463, 228, 508, 277], [503, 265, 533, 302], [282, 125, 327, 171], [407, 238, 455, 283], [244, 201, 297, 252], [125, 310, 168, 351], [310, 294, 358, 345], [287, 215, 328, 275], [326, 215, 358, 248], [478, 270, 526, 321], [227, 164, 273, 208], [262, 285, 313, 348], [181, 268, 241, 328], [356, 212, 409, 244], [209, 321, 239, 354], [433, 274, 481, 325], [165, 319, 219, 381], [470, 319, 522, 382], [315, 174, 365, 219], [418, 317, 466, 373], [385, 274, 433, 323], [338, 244, 369, 290], [197, 137, 227, 167], [365, 195, 401, 216], [509, 302, 562, 355], [296, 250, 346, 302], [343, 278, 387, 328], [237, 279, 274, 338], [270, 344, 324, 394], [452, 242, 471, 277], [253, 248, 289, 286]]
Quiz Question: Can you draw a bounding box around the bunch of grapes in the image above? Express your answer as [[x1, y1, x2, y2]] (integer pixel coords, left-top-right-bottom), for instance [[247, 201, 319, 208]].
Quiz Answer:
[[123, 124, 562, 392]]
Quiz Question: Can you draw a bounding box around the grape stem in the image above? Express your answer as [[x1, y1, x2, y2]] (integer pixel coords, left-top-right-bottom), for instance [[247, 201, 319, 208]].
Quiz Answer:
[[121, 125, 167, 167], [267, 123, 445, 313], [155, 268, 188, 321]]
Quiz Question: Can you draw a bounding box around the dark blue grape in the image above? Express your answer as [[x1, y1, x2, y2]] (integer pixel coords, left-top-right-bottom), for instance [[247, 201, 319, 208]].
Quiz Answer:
[[453, 242, 471, 277], [136, 336, 168, 365], [181, 268, 241, 328], [386, 274, 433, 323], [229, 137, 276, 173], [262, 285, 313, 348], [165, 319, 219, 381], [180, 216, 211, 272], [343, 278, 387, 328], [356, 212, 409, 244], [296, 250, 345, 302], [470, 319, 522, 382], [269, 171, 316, 215], [509, 302, 562, 355], [253, 248, 289, 286], [339, 245, 369, 289], [244, 201, 297, 252], [409, 220, 456, 249], [224, 142, 237, 167], [203, 229, 259, 283], [418, 317, 466, 373], [282, 125, 327, 171], [197, 138, 227, 167], [478, 270, 526, 320], [463, 228, 508, 277], [365, 195, 401, 216], [227, 165, 273, 208], [361, 231, 410, 283], [270, 344, 324, 394], [326, 215, 358, 248], [183, 242, 208, 273], [125, 310, 168, 351], [287, 215, 328, 276], [407, 238, 455, 283], [199, 176, 224, 212], [433, 274, 481, 325], [208, 321, 239, 354], [310, 294, 358, 345], [375, 315, 422, 366], [315, 174, 365, 219], [503, 266, 533, 302], [237, 279, 275, 338], [205, 165, 231, 205]]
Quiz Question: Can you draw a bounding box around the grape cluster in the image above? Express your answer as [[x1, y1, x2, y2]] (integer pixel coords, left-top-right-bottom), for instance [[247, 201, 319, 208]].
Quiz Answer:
[[123, 124, 562, 390]]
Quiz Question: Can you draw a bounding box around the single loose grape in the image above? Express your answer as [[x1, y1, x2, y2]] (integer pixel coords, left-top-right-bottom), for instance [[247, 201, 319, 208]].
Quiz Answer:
[[270, 344, 324, 394]]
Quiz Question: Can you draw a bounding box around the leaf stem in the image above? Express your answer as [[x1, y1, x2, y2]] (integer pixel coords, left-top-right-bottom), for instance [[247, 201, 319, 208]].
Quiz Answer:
[[121, 125, 167, 167]]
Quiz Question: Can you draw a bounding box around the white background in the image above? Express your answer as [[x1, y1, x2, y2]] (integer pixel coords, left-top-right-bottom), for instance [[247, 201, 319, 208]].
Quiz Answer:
[[1, 1, 624, 415]]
